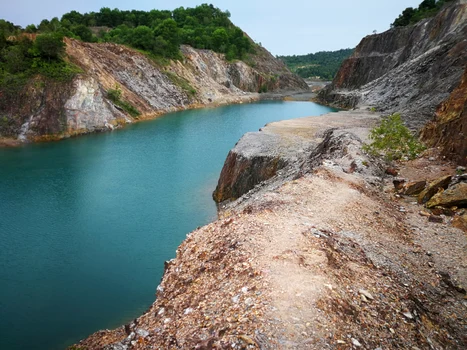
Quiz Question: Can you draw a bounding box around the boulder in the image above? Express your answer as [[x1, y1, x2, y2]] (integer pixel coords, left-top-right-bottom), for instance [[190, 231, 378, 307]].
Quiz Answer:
[[426, 182, 467, 208], [401, 180, 427, 196], [393, 178, 406, 191], [452, 214, 467, 232], [418, 175, 452, 204]]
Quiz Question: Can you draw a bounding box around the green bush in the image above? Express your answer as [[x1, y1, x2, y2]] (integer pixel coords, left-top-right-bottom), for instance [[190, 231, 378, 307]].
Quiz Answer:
[[362, 113, 425, 161], [392, 0, 455, 27], [258, 84, 268, 93], [106, 86, 140, 118], [163, 71, 196, 97]]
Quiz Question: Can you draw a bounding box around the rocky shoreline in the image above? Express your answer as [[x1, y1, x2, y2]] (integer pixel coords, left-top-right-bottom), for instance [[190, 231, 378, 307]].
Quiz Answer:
[[0, 88, 326, 148], [73, 108, 467, 349]]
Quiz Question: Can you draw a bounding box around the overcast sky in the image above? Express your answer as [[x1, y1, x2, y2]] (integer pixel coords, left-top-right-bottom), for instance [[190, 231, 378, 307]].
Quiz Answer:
[[1, 0, 422, 55]]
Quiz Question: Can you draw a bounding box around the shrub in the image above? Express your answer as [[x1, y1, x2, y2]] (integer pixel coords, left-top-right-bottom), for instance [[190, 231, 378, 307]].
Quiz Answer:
[[362, 113, 425, 161], [106, 86, 140, 118], [258, 84, 268, 93], [163, 71, 196, 97]]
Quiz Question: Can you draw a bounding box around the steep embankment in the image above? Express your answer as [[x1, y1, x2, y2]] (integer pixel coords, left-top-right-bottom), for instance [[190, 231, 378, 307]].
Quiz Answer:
[[75, 111, 467, 349], [0, 39, 306, 144], [319, 0, 467, 130], [421, 66, 467, 165]]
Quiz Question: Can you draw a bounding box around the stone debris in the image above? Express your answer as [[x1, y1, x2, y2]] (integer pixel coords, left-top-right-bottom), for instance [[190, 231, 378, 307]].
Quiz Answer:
[[401, 180, 427, 196], [358, 289, 374, 300], [427, 182, 467, 208], [74, 118, 467, 350], [428, 215, 444, 223], [417, 175, 452, 204]]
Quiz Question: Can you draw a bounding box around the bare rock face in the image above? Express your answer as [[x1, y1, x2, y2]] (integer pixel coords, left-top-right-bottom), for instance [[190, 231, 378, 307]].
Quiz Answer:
[[1, 39, 307, 142], [65, 77, 128, 134], [213, 132, 289, 202], [319, 0, 467, 130], [213, 110, 382, 203], [421, 66, 467, 165]]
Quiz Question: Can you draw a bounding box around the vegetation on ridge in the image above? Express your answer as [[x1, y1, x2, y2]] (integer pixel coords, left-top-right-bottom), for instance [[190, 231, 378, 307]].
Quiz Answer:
[[0, 4, 256, 118], [106, 86, 141, 118], [392, 0, 455, 27], [19, 4, 253, 61], [278, 49, 354, 80], [0, 20, 81, 111]]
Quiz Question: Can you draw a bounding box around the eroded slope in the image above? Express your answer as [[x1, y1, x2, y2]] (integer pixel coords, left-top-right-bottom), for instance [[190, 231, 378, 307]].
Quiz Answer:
[[0, 39, 306, 143], [319, 0, 467, 129]]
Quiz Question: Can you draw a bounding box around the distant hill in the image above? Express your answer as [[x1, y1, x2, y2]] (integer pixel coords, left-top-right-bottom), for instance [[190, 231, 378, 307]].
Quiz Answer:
[[278, 49, 354, 80]]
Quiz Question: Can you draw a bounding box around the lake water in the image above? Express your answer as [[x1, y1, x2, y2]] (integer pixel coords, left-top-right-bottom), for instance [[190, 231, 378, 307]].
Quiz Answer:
[[0, 101, 336, 350]]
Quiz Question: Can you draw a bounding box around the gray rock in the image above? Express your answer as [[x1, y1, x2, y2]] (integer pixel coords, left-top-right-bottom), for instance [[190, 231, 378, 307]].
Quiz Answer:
[[136, 328, 150, 338], [104, 343, 128, 350], [318, 1, 467, 131]]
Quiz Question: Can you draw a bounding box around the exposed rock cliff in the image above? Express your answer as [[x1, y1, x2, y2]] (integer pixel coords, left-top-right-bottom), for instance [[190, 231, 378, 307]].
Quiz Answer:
[[213, 110, 380, 203], [319, 0, 467, 130], [0, 39, 306, 143], [421, 66, 467, 165]]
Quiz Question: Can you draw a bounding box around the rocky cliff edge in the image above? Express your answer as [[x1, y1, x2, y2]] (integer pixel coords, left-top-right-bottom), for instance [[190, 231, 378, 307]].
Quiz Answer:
[[75, 110, 467, 349]]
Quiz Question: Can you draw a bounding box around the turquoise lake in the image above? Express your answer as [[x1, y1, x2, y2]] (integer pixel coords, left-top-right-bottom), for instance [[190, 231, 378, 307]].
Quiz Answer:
[[0, 101, 336, 350]]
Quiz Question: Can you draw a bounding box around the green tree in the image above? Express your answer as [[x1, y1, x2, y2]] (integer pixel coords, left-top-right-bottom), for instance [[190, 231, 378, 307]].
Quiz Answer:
[[0, 30, 7, 50], [154, 19, 181, 58], [71, 24, 94, 42], [25, 24, 37, 33], [212, 28, 228, 52], [129, 26, 155, 51], [34, 33, 65, 60]]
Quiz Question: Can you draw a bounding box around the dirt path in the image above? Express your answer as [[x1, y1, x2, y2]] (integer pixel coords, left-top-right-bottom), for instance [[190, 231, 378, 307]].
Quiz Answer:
[[75, 121, 466, 349]]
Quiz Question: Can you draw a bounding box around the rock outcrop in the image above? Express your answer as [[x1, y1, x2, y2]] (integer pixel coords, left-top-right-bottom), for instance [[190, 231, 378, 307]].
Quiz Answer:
[[213, 110, 381, 203], [319, 0, 467, 130], [427, 182, 467, 208], [421, 66, 467, 165], [0, 39, 307, 143]]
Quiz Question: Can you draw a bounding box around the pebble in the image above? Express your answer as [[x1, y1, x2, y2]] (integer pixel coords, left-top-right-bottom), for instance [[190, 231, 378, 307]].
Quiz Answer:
[[402, 311, 414, 319], [359, 289, 374, 300], [351, 338, 362, 347], [136, 328, 149, 338]]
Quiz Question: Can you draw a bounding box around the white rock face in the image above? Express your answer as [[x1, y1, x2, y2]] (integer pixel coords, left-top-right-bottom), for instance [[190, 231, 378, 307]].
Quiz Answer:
[[65, 77, 125, 132]]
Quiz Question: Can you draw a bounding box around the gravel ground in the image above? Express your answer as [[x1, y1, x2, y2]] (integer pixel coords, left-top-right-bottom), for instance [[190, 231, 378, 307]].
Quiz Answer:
[[75, 114, 466, 350]]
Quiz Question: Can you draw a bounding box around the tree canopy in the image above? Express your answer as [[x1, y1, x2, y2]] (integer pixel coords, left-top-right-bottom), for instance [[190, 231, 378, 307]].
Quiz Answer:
[[22, 4, 253, 60], [392, 0, 454, 27]]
